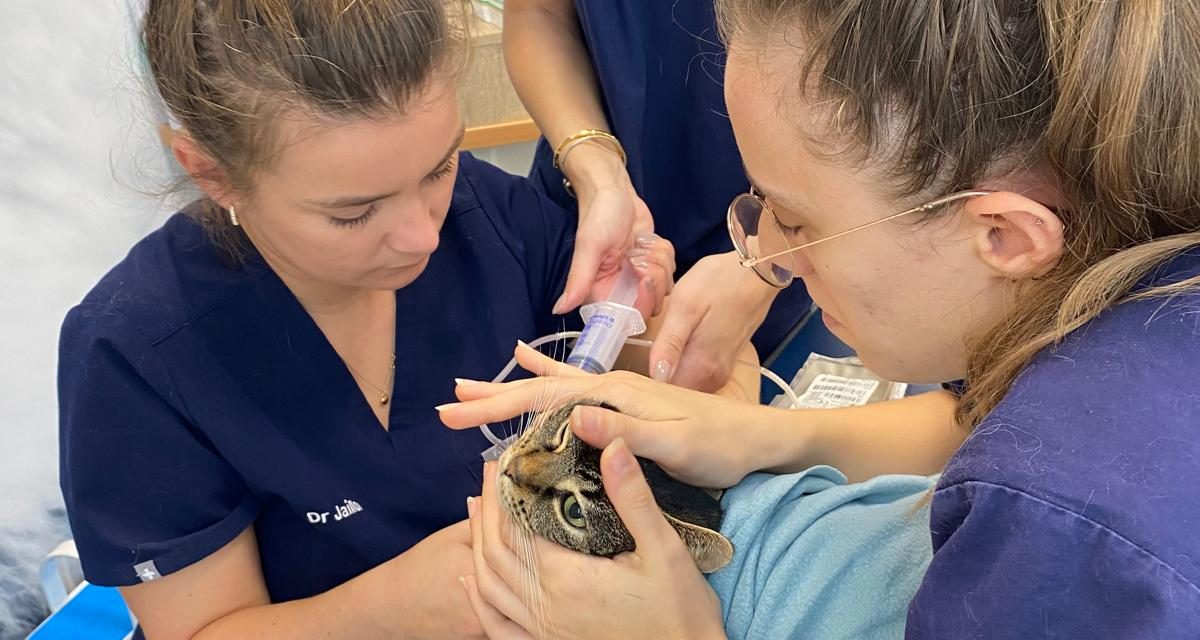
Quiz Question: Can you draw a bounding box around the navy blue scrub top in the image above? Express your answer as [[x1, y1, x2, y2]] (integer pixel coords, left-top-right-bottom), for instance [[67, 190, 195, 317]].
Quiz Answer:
[[907, 249, 1200, 637], [528, 0, 813, 356], [58, 154, 577, 603]]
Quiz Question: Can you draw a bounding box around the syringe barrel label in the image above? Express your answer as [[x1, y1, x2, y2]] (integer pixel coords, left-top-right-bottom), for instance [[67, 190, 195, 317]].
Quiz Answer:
[[566, 312, 620, 374], [572, 313, 615, 349], [564, 355, 606, 374], [588, 314, 616, 329]]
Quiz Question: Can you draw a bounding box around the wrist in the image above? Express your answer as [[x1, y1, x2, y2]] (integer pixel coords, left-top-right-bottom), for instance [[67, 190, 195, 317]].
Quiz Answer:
[[561, 144, 630, 196], [750, 405, 821, 475]]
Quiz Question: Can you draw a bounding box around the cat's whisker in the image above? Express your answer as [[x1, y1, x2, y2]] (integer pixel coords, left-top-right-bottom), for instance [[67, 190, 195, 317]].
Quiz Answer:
[[531, 333, 565, 416], [504, 512, 537, 637], [513, 524, 553, 640], [502, 498, 537, 637], [522, 534, 545, 639], [505, 497, 554, 640], [526, 329, 576, 442], [530, 535, 560, 640], [515, 523, 550, 639], [520, 352, 550, 439], [520, 326, 577, 442]]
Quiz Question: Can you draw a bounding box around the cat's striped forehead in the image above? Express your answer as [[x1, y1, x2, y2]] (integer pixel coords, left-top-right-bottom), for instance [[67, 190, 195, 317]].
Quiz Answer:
[[499, 397, 732, 572], [510, 398, 610, 488], [515, 398, 615, 454]]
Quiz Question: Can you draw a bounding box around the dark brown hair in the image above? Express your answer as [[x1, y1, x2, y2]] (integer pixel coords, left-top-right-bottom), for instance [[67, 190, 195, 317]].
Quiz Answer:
[[716, 0, 1200, 427], [143, 0, 468, 253]]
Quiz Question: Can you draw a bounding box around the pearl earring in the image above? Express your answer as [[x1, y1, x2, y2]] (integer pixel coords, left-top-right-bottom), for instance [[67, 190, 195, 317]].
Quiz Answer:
[[228, 206, 240, 227]]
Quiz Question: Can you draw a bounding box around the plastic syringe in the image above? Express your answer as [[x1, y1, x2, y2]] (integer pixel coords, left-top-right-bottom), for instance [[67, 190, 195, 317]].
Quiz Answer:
[[478, 262, 645, 461], [564, 263, 646, 373]]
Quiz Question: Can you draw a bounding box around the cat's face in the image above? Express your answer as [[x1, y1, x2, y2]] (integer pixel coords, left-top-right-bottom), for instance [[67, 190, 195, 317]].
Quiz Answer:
[[496, 399, 733, 572]]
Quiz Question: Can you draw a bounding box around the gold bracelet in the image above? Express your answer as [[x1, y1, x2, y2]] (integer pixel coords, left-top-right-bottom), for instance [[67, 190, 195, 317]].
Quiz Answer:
[[552, 129, 627, 170]]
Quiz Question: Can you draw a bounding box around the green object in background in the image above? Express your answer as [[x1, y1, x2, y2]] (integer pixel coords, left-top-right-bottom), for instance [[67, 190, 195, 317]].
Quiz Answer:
[[473, 0, 504, 27]]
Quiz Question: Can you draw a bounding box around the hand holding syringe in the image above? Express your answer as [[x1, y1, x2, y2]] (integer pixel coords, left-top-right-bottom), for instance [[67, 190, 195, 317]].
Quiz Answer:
[[565, 263, 646, 373], [475, 260, 800, 460], [478, 262, 648, 460]]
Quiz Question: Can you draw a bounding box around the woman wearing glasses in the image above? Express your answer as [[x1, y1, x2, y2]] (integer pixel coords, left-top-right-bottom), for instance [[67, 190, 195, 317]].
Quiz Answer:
[[442, 0, 1200, 637]]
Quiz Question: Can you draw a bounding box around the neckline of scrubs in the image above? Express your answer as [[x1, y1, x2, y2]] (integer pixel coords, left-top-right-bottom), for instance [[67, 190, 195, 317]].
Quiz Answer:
[[255, 266, 404, 440]]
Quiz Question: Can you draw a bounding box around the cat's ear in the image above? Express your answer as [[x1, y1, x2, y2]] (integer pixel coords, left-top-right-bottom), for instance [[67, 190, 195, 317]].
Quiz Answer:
[[663, 513, 733, 573]]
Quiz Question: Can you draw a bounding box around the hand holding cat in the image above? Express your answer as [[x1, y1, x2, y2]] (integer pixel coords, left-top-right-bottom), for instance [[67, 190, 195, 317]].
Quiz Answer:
[[440, 344, 792, 489], [461, 447, 726, 640]]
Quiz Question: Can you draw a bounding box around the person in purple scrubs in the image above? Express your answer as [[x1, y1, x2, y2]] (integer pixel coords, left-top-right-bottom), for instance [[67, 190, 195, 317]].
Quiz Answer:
[[442, 0, 1200, 637]]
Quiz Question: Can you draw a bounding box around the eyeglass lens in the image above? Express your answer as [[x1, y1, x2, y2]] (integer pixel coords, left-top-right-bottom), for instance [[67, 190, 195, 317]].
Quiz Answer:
[[730, 193, 794, 286]]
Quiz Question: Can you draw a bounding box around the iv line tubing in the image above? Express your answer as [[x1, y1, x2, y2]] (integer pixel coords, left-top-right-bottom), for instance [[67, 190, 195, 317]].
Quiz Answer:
[[478, 331, 803, 447]]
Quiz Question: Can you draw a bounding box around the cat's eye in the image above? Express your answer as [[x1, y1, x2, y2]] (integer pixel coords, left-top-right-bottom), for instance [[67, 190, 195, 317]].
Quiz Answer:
[[561, 495, 586, 528]]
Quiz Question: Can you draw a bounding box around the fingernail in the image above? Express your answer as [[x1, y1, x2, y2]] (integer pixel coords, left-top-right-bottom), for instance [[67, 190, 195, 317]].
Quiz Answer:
[[455, 378, 480, 386], [467, 496, 477, 518], [635, 233, 657, 247], [516, 340, 530, 351], [630, 258, 650, 270], [652, 360, 673, 382], [458, 575, 468, 590], [609, 438, 636, 476], [552, 294, 567, 314], [571, 406, 593, 434], [626, 247, 650, 258], [435, 403, 455, 413]]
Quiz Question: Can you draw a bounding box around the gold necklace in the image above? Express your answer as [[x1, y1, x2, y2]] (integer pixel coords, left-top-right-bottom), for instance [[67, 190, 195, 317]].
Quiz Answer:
[[345, 353, 396, 406]]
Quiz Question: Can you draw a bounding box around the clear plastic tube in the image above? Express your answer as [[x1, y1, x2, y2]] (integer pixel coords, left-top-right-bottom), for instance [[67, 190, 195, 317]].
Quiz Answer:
[[604, 261, 641, 307], [476, 331, 802, 460]]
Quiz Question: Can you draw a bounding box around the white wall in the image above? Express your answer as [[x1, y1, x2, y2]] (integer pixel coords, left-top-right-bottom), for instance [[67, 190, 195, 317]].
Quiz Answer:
[[469, 141, 537, 176], [1, 2, 176, 636]]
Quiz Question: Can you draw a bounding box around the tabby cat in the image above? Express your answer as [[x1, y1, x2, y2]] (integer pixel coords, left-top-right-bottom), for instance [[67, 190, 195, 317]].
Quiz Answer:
[[496, 399, 734, 572]]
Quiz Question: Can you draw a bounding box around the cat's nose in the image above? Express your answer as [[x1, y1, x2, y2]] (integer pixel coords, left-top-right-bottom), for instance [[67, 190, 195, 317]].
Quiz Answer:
[[505, 456, 530, 485], [505, 453, 553, 487]]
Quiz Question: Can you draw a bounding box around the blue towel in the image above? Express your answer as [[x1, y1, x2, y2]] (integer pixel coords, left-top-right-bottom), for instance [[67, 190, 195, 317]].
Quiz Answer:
[[709, 467, 935, 640]]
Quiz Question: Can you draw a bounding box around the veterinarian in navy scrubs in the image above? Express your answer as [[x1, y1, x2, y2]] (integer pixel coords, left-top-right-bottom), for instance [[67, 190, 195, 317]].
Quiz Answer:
[[57, 2, 672, 638], [505, 0, 813, 390]]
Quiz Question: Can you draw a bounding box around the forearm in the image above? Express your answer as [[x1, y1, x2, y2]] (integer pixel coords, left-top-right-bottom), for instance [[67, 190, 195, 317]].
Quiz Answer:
[[193, 565, 412, 639], [754, 390, 963, 483], [193, 588, 381, 639], [196, 530, 476, 639], [504, 0, 608, 149], [503, 1, 628, 192], [720, 341, 762, 404]]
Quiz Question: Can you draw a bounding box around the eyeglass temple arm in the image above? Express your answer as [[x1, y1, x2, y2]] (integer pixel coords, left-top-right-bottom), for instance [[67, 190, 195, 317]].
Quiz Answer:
[[742, 190, 992, 268]]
